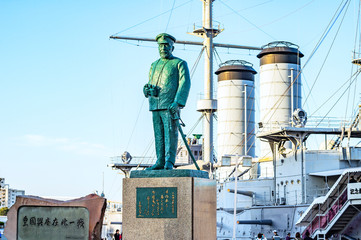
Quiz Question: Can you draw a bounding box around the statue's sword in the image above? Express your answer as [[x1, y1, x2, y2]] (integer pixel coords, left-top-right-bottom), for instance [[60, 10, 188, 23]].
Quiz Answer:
[[171, 111, 201, 171]]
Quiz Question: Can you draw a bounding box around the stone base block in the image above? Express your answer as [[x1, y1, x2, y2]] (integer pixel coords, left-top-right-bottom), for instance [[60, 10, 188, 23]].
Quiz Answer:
[[4, 194, 106, 240], [123, 177, 216, 240]]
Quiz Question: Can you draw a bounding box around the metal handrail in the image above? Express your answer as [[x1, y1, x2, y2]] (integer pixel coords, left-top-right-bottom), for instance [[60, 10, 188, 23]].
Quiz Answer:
[[303, 186, 348, 236]]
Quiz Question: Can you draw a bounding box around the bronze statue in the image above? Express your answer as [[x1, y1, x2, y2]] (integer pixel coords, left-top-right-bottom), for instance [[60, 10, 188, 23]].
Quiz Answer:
[[143, 33, 191, 170]]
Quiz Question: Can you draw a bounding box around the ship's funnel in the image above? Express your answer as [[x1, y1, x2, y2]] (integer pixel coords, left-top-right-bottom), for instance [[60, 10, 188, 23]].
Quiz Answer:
[[216, 60, 257, 164], [257, 41, 304, 158]]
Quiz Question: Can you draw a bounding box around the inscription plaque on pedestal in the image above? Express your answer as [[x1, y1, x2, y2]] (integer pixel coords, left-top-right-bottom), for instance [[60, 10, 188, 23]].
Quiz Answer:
[[17, 206, 89, 240], [136, 187, 177, 218]]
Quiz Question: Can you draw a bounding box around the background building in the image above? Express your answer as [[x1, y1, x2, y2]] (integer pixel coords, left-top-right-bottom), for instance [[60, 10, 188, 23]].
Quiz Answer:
[[0, 178, 25, 209]]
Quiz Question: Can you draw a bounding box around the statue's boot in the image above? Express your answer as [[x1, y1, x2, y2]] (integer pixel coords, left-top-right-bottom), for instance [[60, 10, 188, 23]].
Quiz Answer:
[[164, 160, 175, 170], [146, 159, 165, 170]]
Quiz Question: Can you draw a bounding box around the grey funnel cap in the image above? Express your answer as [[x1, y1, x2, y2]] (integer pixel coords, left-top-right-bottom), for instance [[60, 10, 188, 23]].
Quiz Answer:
[[257, 41, 304, 65], [215, 60, 257, 82]]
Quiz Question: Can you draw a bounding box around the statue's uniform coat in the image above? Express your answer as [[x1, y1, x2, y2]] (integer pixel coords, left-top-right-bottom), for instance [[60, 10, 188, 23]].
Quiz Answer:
[[147, 56, 191, 166], [148, 57, 190, 110]]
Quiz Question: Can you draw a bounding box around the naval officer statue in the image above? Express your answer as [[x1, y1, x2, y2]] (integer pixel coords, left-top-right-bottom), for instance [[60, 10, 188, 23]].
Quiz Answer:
[[143, 33, 191, 170]]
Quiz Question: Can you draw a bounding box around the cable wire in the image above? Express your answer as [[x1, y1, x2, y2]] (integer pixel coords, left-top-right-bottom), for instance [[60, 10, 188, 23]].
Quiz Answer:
[[126, 98, 146, 150], [214, 48, 223, 65], [190, 47, 205, 79], [257, 0, 315, 29], [262, 0, 350, 126], [186, 114, 204, 138], [310, 70, 360, 117], [165, 0, 177, 32], [349, 0, 361, 119], [303, 0, 351, 106], [315, 70, 361, 126], [111, 0, 192, 36], [217, 0, 275, 40]]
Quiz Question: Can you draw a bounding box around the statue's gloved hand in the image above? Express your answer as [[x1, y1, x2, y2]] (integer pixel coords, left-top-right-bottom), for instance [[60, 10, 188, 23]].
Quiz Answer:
[[169, 102, 179, 115], [143, 84, 150, 98]]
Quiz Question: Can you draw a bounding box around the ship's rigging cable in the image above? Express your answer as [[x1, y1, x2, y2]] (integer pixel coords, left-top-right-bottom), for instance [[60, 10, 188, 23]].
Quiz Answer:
[[217, 0, 275, 40], [186, 0, 194, 33], [262, 0, 350, 125], [215, 0, 274, 20], [310, 70, 360, 117], [139, 137, 155, 162], [253, 0, 315, 30], [191, 47, 205, 79], [303, 0, 351, 106], [213, 112, 218, 121], [122, 1, 275, 39], [346, 0, 361, 119], [314, 70, 361, 127], [228, 127, 256, 157], [185, 114, 204, 138], [225, 82, 255, 156], [303, 0, 349, 70], [301, 72, 313, 111], [125, 98, 146, 150], [111, 0, 192, 36], [165, 0, 177, 32], [214, 48, 223, 66]]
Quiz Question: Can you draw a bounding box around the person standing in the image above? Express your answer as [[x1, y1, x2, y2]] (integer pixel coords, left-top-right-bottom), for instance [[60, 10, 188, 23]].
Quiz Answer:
[[144, 33, 191, 170], [295, 232, 303, 240], [257, 233, 263, 240], [272, 230, 281, 240], [113, 229, 121, 240], [304, 231, 314, 240], [286, 232, 291, 240]]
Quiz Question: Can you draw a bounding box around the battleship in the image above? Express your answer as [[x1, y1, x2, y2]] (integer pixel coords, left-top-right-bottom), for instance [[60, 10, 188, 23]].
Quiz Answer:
[[108, 0, 361, 239]]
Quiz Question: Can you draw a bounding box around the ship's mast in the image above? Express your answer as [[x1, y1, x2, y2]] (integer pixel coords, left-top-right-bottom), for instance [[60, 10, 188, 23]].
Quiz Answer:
[[203, 0, 216, 165], [190, 0, 219, 164]]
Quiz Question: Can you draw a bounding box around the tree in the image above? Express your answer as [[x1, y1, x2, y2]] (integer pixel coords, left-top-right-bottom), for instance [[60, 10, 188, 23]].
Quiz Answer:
[[0, 207, 9, 216]]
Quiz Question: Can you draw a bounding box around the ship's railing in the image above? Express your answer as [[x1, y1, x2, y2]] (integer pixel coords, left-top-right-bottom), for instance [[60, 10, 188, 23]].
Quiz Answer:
[[306, 116, 352, 128], [303, 187, 348, 236], [308, 187, 330, 199], [253, 191, 273, 206], [259, 117, 352, 130], [110, 156, 155, 165]]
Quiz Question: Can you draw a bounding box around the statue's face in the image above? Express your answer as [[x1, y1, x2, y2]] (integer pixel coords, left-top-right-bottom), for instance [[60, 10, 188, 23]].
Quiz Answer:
[[158, 39, 174, 59]]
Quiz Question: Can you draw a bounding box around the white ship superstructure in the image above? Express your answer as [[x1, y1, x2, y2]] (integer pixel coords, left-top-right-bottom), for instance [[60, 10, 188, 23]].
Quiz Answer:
[[215, 40, 361, 239]]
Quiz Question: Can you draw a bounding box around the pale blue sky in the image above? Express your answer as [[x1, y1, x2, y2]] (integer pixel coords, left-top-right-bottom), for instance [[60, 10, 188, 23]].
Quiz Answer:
[[1, 0, 360, 201]]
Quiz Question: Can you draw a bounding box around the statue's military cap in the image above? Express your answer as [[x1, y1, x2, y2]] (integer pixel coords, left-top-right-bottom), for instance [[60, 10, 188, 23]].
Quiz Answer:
[[156, 33, 176, 44]]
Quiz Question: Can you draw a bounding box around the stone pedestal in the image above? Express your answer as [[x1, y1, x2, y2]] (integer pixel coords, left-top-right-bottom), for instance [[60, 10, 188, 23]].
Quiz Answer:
[[123, 170, 216, 240], [4, 194, 106, 240]]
